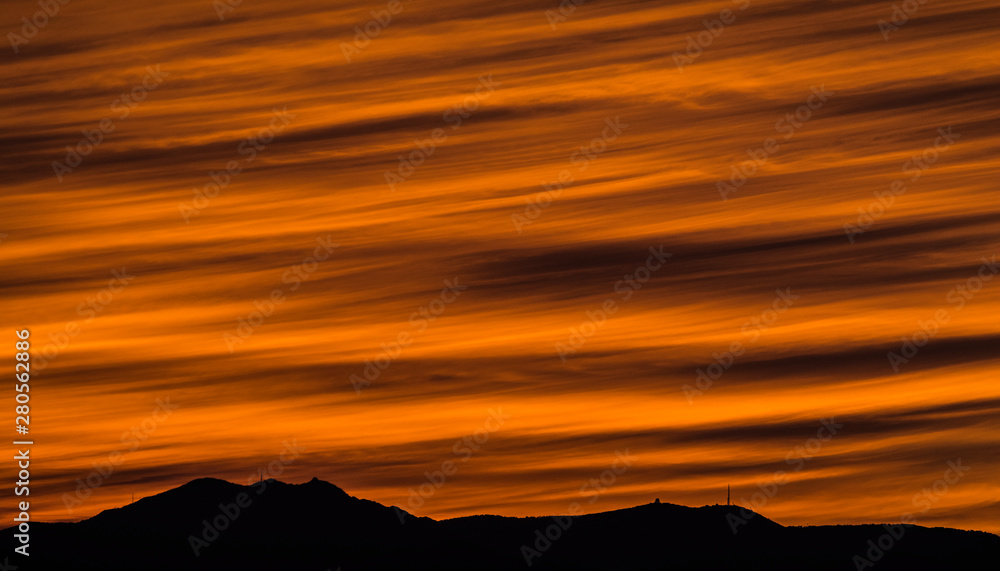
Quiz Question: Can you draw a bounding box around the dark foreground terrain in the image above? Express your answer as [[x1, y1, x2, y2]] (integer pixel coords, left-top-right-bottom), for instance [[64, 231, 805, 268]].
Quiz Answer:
[[4, 477, 997, 570]]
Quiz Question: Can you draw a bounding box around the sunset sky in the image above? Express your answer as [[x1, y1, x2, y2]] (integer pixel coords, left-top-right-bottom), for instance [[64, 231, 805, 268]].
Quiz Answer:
[[2, 0, 998, 536]]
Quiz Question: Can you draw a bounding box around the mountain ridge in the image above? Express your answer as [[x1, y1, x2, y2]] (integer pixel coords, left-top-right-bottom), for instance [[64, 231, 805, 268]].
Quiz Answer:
[[4, 477, 997, 570]]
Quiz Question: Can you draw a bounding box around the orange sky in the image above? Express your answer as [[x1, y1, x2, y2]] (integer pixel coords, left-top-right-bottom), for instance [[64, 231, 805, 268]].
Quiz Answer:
[[1, 0, 999, 535]]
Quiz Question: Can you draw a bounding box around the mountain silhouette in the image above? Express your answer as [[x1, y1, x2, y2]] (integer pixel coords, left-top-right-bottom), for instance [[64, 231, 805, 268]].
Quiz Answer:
[[4, 477, 996, 570]]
